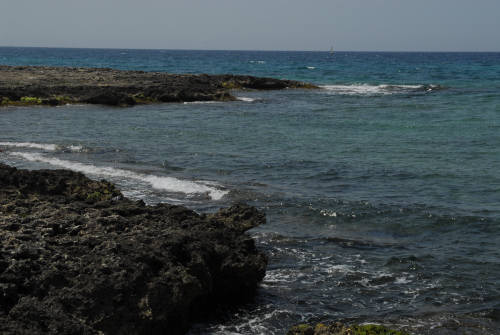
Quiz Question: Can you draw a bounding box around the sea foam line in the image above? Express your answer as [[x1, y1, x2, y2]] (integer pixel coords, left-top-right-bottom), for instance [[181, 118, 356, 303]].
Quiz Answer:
[[9, 152, 228, 200], [0, 141, 83, 152], [0, 142, 58, 151], [183, 101, 220, 105], [320, 84, 439, 95], [236, 97, 257, 102]]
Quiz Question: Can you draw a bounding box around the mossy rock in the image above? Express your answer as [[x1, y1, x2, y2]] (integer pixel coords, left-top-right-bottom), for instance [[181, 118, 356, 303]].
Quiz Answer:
[[288, 324, 315, 335], [350, 324, 408, 335], [221, 81, 241, 89], [1, 96, 37, 106], [85, 189, 115, 202], [20, 96, 42, 104], [132, 93, 157, 104], [86, 191, 104, 202], [0, 95, 76, 106], [53, 96, 74, 104], [1, 97, 12, 105], [69, 180, 121, 202], [287, 323, 409, 335]]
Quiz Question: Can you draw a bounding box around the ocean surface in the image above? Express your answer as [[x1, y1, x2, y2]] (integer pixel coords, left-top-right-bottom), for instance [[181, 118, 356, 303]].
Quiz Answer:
[[1, 47, 500, 334]]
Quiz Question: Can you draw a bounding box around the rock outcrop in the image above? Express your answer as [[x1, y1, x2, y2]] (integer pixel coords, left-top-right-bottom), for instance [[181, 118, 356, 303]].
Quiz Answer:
[[0, 163, 267, 334], [0, 66, 317, 106]]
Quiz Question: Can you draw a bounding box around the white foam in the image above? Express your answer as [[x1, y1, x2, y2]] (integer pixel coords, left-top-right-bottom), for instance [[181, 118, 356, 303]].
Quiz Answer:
[[0, 141, 83, 152], [306, 66, 316, 70], [263, 269, 300, 284], [183, 101, 219, 105], [326, 264, 354, 274], [67, 145, 84, 152], [9, 152, 228, 200], [395, 276, 412, 284], [320, 84, 425, 95], [249, 60, 266, 64], [0, 141, 57, 151], [320, 209, 337, 217], [236, 97, 256, 102]]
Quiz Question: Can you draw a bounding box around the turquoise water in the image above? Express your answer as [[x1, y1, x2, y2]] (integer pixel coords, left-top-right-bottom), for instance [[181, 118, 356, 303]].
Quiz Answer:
[[1, 47, 500, 334]]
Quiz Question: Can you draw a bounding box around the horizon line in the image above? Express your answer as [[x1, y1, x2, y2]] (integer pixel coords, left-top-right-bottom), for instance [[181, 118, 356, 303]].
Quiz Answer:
[[1, 45, 500, 53]]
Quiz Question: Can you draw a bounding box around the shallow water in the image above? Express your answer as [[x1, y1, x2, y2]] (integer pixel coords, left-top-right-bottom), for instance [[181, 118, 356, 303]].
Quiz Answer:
[[1, 47, 500, 334]]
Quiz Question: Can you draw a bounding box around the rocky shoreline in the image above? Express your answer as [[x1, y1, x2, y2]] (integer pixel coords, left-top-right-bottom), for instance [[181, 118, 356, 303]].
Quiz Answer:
[[0, 65, 317, 106], [0, 166, 414, 335], [0, 163, 267, 334]]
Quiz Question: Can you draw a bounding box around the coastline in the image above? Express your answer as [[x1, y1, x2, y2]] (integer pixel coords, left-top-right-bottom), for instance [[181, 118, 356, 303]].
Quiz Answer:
[[0, 163, 267, 334], [0, 65, 317, 107], [0, 163, 412, 335]]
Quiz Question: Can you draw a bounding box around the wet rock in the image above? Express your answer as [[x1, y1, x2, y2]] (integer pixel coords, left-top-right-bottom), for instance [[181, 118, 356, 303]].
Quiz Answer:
[[0, 163, 267, 334], [84, 91, 137, 106]]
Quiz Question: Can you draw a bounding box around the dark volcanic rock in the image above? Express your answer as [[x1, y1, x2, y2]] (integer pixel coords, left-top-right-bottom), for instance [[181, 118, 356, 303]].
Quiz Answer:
[[0, 163, 267, 334], [84, 91, 137, 106], [0, 65, 317, 106]]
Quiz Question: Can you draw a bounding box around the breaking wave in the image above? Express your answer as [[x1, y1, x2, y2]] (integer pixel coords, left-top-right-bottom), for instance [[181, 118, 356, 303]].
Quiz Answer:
[[320, 84, 445, 95], [237, 97, 257, 102], [0, 141, 83, 152], [183, 101, 220, 105], [8, 152, 228, 200]]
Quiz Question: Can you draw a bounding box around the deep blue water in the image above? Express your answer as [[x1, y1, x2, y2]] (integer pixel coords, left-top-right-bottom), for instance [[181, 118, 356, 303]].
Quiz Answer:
[[1, 47, 500, 334]]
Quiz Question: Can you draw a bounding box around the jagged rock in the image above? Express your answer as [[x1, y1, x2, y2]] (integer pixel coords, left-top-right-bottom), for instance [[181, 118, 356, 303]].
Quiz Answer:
[[0, 163, 267, 334]]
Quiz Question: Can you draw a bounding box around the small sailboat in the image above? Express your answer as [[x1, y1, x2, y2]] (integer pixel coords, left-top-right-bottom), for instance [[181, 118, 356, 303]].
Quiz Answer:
[[329, 46, 334, 55]]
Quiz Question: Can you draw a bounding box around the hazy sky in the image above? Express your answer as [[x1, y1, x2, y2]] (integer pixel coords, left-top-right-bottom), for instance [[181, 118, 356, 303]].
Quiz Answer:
[[1, 0, 499, 51]]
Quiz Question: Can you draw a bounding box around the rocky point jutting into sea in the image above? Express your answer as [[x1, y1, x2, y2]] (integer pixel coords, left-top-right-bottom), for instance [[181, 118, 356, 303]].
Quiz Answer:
[[0, 65, 316, 107], [0, 162, 411, 335], [0, 163, 269, 334]]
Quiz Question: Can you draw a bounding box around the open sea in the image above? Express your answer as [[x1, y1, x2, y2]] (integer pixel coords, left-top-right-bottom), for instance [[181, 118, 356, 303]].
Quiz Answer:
[[1, 47, 500, 334]]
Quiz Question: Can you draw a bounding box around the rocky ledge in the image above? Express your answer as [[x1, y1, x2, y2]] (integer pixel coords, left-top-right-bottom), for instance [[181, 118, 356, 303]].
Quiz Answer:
[[0, 163, 267, 334], [0, 65, 317, 106]]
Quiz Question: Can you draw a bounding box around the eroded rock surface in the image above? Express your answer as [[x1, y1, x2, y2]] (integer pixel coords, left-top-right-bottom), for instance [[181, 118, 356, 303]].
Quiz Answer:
[[0, 163, 267, 334], [0, 65, 317, 106]]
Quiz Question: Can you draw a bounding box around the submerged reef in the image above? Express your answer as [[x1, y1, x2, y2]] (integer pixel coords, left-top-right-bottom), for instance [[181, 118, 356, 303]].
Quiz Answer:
[[0, 163, 267, 334], [0, 65, 317, 106]]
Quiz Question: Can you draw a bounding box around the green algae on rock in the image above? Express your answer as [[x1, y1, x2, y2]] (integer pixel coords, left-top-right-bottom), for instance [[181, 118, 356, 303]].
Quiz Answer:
[[287, 322, 409, 335]]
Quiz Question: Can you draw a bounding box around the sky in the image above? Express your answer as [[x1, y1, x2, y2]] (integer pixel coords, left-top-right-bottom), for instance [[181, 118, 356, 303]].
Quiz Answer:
[[1, 0, 499, 52]]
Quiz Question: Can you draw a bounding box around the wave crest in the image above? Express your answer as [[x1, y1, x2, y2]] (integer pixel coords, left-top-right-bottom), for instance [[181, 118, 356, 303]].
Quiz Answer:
[[320, 83, 445, 95], [8, 152, 228, 200], [0, 141, 84, 152]]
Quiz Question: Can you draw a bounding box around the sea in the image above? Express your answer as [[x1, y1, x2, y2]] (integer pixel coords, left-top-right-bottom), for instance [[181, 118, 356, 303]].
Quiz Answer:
[[1, 47, 500, 334]]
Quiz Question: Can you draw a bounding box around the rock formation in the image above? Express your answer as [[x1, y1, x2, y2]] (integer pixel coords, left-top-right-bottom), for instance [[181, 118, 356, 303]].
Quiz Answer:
[[0, 66, 317, 106], [0, 163, 267, 334]]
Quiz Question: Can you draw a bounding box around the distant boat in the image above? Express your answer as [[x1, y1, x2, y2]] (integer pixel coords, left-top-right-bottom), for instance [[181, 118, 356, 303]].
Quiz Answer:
[[329, 46, 334, 55]]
